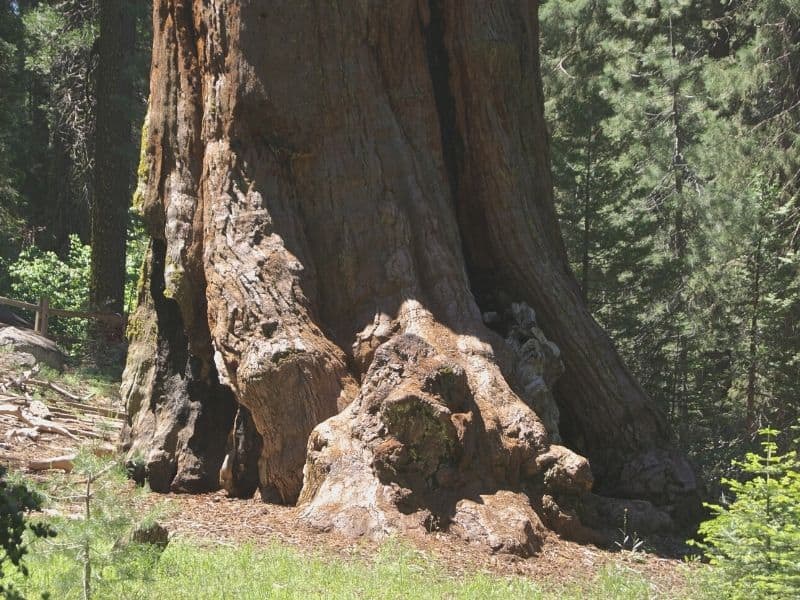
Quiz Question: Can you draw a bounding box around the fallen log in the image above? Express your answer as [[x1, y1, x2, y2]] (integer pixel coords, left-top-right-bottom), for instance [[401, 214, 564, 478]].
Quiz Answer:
[[28, 454, 75, 472], [23, 414, 79, 440], [27, 445, 117, 472], [6, 427, 40, 441], [0, 394, 26, 404], [49, 398, 125, 419], [65, 428, 108, 440], [1, 365, 40, 393]]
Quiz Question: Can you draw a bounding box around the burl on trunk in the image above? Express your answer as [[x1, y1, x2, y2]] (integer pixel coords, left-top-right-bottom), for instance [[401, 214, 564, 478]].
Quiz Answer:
[[121, 0, 698, 553]]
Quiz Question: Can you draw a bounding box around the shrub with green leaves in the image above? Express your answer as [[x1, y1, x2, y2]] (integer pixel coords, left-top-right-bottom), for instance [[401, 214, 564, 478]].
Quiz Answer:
[[692, 427, 800, 599], [5, 215, 147, 358], [8, 234, 91, 353]]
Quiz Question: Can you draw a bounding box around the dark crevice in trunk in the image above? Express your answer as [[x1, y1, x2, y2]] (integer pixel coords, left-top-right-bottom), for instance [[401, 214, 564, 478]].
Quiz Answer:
[[421, 0, 462, 203], [221, 405, 264, 499], [420, 1, 514, 321], [150, 239, 188, 379], [143, 239, 238, 493]]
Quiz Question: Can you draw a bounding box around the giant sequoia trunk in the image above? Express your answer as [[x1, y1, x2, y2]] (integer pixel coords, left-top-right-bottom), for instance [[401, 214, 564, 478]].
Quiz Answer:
[[122, 0, 698, 551]]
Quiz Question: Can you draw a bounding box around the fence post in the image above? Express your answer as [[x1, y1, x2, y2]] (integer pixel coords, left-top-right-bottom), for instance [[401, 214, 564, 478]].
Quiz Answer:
[[34, 296, 49, 337]]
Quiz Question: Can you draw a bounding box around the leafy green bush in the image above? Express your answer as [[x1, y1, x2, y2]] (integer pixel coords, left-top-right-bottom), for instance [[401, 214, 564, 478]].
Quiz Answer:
[[692, 427, 800, 599], [5, 217, 146, 357], [8, 234, 91, 352], [0, 467, 55, 600]]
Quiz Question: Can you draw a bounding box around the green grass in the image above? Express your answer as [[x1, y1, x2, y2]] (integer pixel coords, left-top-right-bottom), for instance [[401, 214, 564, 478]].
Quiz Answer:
[[3, 536, 702, 600], [35, 362, 122, 401]]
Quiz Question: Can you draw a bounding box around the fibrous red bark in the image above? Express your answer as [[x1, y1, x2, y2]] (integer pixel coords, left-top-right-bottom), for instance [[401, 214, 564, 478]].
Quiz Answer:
[[121, 0, 698, 552]]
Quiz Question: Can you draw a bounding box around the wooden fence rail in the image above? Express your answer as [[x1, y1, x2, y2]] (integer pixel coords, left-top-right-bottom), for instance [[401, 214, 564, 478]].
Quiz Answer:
[[0, 295, 126, 338]]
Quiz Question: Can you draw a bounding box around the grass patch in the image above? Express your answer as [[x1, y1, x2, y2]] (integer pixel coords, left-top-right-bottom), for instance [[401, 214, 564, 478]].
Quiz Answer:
[[37, 363, 121, 398], [4, 535, 701, 600]]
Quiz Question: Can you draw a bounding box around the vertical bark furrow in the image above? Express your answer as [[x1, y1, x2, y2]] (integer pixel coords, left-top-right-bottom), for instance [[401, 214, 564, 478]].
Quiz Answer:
[[421, 0, 463, 207], [123, 0, 254, 495]]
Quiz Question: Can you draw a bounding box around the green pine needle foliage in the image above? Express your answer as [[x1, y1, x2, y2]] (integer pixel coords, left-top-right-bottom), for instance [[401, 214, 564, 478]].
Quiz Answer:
[[10, 452, 166, 599], [692, 427, 800, 599]]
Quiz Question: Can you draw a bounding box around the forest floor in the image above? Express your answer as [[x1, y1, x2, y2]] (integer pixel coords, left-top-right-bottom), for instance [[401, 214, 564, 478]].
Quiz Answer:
[[0, 356, 704, 598], [151, 490, 696, 592], [0, 353, 125, 472]]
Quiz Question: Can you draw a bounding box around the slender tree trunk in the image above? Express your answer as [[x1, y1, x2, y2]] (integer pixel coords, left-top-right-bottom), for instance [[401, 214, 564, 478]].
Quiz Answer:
[[581, 127, 593, 304], [90, 0, 135, 314], [746, 236, 763, 433], [46, 142, 89, 254], [122, 0, 698, 551], [668, 12, 691, 444], [22, 74, 51, 248]]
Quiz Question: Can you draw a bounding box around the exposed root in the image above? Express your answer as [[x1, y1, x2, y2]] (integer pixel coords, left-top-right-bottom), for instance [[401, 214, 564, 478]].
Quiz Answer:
[[299, 309, 593, 549]]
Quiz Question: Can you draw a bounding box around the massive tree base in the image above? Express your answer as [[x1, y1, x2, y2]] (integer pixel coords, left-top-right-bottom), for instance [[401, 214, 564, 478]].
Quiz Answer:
[[121, 0, 699, 554]]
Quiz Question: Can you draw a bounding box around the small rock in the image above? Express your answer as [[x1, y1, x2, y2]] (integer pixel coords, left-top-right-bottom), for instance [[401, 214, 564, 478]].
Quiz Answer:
[[28, 400, 51, 420]]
